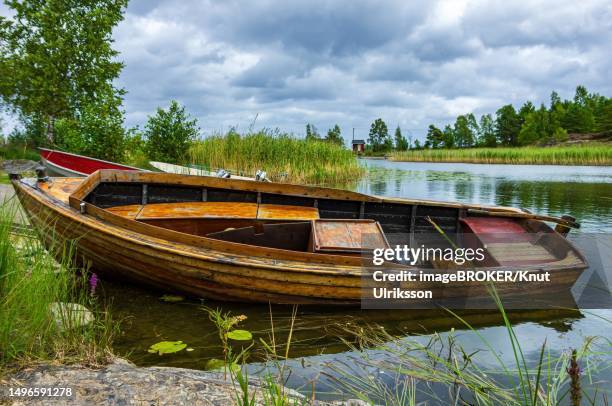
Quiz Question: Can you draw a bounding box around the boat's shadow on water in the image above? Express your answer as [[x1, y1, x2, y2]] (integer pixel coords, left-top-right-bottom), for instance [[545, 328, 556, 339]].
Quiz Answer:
[[102, 279, 584, 370]]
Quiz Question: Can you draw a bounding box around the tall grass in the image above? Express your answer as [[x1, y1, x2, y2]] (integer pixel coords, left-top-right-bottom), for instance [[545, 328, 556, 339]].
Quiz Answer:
[[321, 289, 611, 405], [391, 144, 612, 166], [0, 203, 116, 373], [190, 130, 364, 185], [205, 305, 308, 405]]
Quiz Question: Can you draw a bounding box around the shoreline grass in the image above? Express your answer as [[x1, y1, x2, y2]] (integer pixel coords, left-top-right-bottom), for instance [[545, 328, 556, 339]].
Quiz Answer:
[[190, 131, 365, 185], [200, 292, 611, 405], [390, 144, 612, 166], [320, 290, 611, 405], [0, 203, 116, 374]]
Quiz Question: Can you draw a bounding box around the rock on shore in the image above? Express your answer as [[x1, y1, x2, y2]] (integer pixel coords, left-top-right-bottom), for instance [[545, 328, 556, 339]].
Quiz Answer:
[[3, 358, 308, 405]]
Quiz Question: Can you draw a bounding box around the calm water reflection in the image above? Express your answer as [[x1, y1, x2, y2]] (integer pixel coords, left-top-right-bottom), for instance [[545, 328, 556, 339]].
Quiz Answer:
[[356, 160, 612, 233], [108, 160, 612, 401]]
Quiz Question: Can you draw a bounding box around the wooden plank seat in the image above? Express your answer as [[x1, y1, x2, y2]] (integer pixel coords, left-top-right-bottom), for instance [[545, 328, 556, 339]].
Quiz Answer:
[[106, 202, 320, 221], [312, 219, 390, 253]]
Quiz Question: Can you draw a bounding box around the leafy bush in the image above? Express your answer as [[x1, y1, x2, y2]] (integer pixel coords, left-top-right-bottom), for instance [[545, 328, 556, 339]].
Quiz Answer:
[[54, 97, 126, 162], [123, 128, 151, 169], [144, 101, 199, 164]]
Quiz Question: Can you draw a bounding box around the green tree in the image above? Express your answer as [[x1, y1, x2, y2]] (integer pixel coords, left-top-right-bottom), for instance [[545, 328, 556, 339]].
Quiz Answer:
[[442, 125, 455, 148], [564, 104, 594, 133], [595, 100, 612, 132], [453, 115, 475, 147], [518, 111, 542, 145], [0, 0, 128, 144], [144, 101, 199, 163], [425, 125, 444, 148], [518, 104, 567, 145], [54, 90, 126, 161], [478, 114, 496, 147], [518, 101, 535, 127], [562, 85, 596, 133], [325, 124, 344, 146], [305, 123, 320, 141], [495, 105, 521, 146], [550, 91, 561, 109], [394, 126, 409, 151], [367, 118, 391, 152]]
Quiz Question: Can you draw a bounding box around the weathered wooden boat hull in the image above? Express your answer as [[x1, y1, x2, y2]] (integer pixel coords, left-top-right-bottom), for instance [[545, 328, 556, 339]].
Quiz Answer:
[[12, 170, 588, 306], [39, 148, 142, 177]]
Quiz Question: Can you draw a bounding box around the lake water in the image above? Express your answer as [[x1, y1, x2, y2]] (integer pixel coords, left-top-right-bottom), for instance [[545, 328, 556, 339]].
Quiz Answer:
[[106, 160, 612, 402]]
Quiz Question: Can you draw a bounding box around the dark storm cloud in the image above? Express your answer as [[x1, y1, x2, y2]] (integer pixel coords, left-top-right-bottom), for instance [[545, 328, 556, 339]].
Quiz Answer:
[[149, 1, 429, 56], [106, 0, 612, 141]]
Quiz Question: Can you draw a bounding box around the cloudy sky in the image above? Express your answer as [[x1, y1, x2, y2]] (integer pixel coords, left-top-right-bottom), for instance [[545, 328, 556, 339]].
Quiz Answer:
[[3, 0, 612, 142]]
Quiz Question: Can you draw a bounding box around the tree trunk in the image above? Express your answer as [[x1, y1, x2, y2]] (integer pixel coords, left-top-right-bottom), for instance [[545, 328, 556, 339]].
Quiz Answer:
[[46, 115, 55, 144]]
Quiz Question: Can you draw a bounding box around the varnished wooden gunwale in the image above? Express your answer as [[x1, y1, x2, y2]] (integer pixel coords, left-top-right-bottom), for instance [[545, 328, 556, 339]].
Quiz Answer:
[[12, 173, 589, 304]]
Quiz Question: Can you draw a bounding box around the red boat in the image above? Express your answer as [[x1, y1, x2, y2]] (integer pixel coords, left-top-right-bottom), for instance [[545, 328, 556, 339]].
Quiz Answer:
[[39, 148, 142, 177]]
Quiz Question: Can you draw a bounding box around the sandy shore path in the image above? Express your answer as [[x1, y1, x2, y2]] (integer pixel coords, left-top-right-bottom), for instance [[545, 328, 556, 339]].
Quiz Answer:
[[1, 183, 28, 224]]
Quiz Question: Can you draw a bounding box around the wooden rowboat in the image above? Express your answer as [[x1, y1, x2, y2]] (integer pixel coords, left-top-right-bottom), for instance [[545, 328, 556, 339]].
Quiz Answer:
[[10, 169, 588, 306], [149, 161, 258, 181], [39, 148, 142, 177]]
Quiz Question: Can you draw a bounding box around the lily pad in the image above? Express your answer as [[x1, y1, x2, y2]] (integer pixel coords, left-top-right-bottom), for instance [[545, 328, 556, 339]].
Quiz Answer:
[[147, 340, 187, 355], [226, 329, 253, 341], [160, 294, 184, 303]]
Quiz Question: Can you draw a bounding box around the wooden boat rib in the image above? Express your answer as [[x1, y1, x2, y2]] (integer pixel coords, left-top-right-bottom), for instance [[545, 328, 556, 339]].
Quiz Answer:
[[11, 170, 588, 306]]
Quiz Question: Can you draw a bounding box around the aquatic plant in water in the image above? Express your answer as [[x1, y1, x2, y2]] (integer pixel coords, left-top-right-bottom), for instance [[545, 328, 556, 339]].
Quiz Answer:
[[147, 340, 188, 355]]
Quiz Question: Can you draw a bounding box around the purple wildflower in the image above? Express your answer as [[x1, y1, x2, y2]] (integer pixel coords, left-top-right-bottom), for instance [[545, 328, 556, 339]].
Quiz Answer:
[[89, 273, 98, 296]]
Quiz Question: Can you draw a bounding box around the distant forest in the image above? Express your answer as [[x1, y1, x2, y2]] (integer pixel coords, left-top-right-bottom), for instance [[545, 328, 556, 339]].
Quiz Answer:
[[422, 85, 612, 150], [308, 85, 612, 153]]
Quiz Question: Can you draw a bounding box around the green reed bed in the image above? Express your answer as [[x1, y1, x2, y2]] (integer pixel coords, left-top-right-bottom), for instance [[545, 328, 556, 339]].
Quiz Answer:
[[190, 131, 365, 185], [391, 144, 612, 166], [321, 292, 611, 405], [0, 204, 116, 373], [203, 293, 610, 405]]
